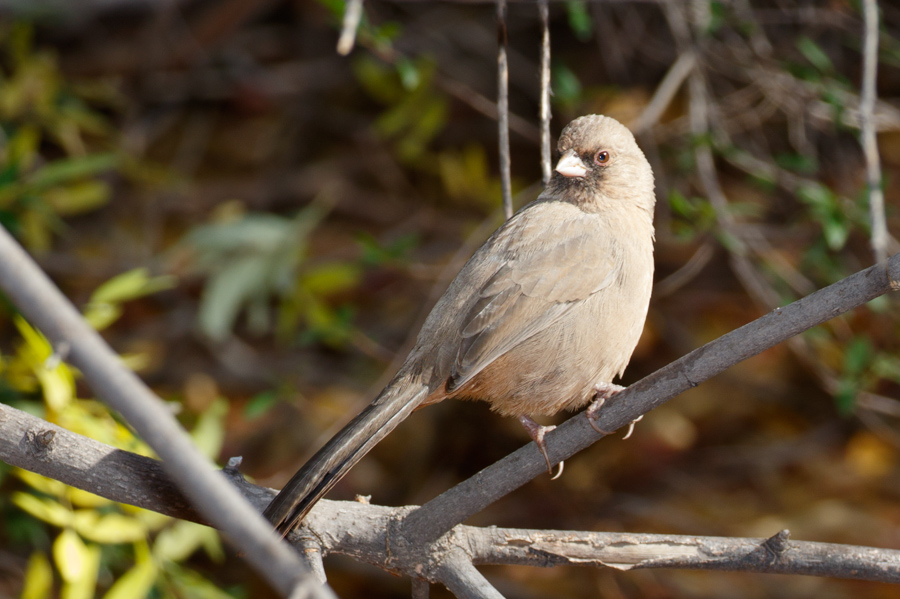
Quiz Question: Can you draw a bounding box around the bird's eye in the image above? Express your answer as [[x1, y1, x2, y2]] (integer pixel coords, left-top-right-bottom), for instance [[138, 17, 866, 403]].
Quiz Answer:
[[594, 150, 611, 166]]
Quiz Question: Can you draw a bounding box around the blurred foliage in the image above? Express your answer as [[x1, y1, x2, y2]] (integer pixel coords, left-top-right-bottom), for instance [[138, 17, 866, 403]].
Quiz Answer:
[[179, 199, 373, 347], [0, 23, 122, 251], [2, 1, 900, 597], [353, 55, 448, 167], [2, 273, 232, 598]]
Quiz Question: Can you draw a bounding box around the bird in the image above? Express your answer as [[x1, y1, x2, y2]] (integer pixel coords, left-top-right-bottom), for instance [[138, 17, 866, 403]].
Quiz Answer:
[[264, 114, 656, 536]]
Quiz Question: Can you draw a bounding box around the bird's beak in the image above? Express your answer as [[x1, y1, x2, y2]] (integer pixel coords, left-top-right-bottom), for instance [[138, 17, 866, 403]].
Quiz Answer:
[[554, 149, 587, 178]]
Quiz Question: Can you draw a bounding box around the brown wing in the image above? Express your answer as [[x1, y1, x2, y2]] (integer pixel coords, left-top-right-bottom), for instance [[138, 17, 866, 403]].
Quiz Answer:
[[447, 209, 617, 392]]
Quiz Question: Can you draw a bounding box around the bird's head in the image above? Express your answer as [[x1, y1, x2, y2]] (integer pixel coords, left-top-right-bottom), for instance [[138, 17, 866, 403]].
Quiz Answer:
[[545, 114, 655, 216]]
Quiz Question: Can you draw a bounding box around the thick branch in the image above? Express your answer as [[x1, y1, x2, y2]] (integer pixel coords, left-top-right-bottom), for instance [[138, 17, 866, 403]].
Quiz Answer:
[[5, 405, 900, 585]]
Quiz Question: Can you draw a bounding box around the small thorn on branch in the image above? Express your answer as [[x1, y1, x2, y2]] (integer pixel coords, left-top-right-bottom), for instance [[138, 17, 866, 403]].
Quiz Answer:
[[762, 529, 791, 560]]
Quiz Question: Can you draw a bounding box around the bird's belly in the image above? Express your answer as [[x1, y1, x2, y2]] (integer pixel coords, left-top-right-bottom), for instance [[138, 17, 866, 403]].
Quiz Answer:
[[449, 289, 648, 417]]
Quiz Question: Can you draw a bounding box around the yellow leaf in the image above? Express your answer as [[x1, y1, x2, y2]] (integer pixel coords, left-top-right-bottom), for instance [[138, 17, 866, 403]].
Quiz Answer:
[[190, 398, 227, 460], [53, 529, 89, 583], [152, 521, 217, 563], [82, 302, 121, 331], [13, 492, 73, 527], [90, 268, 176, 305], [14, 316, 76, 411], [60, 543, 100, 599], [102, 561, 157, 599], [103, 541, 157, 599], [44, 180, 111, 216], [125, 506, 171, 532], [21, 552, 53, 599], [15, 468, 68, 497], [66, 487, 111, 509], [73, 510, 147, 544]]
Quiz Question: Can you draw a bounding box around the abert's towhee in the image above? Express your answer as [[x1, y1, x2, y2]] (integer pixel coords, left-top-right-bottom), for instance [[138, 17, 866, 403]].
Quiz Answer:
[[264, 114, 656, 535]]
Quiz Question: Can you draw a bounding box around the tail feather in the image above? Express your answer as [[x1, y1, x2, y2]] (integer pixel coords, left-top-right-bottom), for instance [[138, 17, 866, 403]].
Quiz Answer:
[[264, 380, 429, 536]]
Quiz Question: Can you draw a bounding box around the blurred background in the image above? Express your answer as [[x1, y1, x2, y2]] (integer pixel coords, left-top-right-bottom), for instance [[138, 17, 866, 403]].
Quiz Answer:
[[1, 0, 900, 597]]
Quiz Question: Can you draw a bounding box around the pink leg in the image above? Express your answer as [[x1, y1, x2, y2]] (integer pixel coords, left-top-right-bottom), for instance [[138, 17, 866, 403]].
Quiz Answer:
[[518, 415, 564, 479], [585, 382, 625, 434]]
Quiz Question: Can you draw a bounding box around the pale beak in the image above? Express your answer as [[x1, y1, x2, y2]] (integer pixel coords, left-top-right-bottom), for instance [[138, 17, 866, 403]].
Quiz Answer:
[[554, 149, 587, 178]]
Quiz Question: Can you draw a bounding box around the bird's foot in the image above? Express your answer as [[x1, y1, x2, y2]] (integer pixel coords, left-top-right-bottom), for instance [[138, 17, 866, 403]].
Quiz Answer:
[[518, 415, 564, 479], [586, 383, 644, 439], [585, 382, 625, 434]]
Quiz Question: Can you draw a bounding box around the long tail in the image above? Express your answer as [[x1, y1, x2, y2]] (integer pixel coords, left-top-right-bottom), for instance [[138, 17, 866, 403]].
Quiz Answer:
[[263, 375, 429, 536]]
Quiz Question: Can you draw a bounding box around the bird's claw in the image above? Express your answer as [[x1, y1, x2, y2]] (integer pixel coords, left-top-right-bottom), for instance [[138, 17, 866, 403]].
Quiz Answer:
[[586, 382, 625, 434], [518, 415, 563, 478], [622, 415, 643, 439]]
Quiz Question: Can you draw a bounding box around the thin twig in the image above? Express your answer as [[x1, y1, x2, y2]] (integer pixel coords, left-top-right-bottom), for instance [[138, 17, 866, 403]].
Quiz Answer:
[[860, 0, 888, 264], [538, 0, 552, 184], [496, 0, 513, 219], [0, 225, 330, 599], [336, 0, 364, 56]]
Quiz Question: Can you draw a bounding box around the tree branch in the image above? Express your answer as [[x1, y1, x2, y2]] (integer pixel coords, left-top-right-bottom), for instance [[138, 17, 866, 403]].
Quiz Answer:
[[496, 0, 513, 219], [6, 400, 900, 586], [538, 0, 552, 184], [0, 225, 328, 598], [859, 0, 888, 264]]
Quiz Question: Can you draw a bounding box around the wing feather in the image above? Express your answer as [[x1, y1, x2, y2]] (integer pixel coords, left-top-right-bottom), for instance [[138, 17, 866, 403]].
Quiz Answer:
[[447, 208, 617, 392]]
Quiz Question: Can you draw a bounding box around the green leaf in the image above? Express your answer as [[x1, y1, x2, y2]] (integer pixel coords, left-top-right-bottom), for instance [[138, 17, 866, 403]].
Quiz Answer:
[[44, 180, 110, 215], [28, 154, 118, 188], [244, 390, 279, 420], [844, 337, 873, 376], [565, 1, 592, 41], [551, 63, 582, 109], [774, 153, 818, 174], [797, 36, 834, 74], [395, 57, 421, 91], [197, 256, 272, 341]]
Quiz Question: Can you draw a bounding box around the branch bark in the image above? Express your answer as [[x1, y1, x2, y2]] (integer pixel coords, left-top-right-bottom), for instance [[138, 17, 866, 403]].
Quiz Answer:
[[5, 400, 900, 586]]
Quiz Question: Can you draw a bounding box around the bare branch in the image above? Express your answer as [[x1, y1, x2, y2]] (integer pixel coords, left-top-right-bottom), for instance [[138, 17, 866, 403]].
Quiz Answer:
[[336, 0, 364, 56], [538, 0, 552, 184], [7, 392, 900, 586], [437, 559, 504, 599], [0, 225, 327, 598], [859, 0, 888, 264], [496, 0, 513, 219]]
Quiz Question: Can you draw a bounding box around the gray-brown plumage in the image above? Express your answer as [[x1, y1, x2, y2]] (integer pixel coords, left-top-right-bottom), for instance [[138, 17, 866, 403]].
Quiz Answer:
[[263, 114, 655, 535]]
